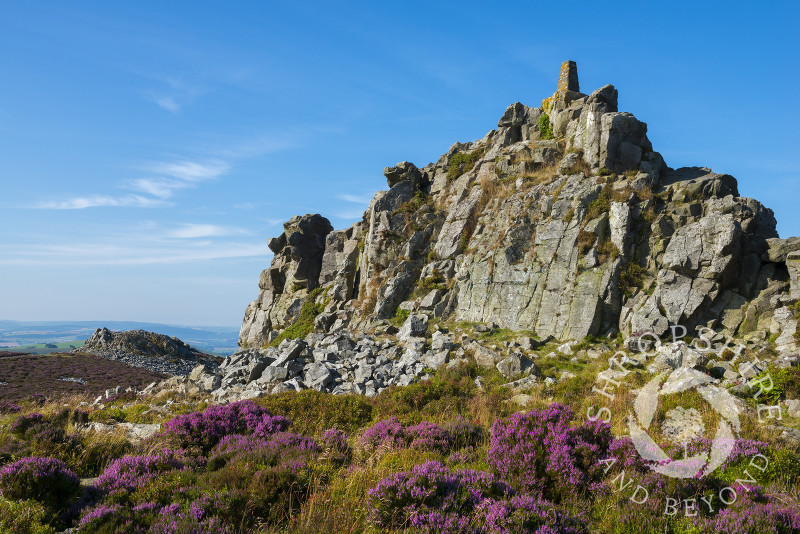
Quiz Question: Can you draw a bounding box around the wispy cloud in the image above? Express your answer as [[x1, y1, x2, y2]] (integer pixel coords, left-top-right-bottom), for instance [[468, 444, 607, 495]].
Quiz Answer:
[[128, 159, 229, 199], [0, 242, 267, 266], [144, 77, 204, 114], [166, 223, 250, 239], [0, 220, 265, 265], [37, 195, 171, 210]]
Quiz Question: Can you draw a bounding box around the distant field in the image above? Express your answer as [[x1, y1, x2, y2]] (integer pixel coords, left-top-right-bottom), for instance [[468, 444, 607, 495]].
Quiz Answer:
[[13, 340, 85, 355], [0, 320, 240, 355], [0, 352, 167, 402]]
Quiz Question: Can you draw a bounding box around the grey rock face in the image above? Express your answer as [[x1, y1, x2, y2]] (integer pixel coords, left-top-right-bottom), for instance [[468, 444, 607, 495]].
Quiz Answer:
[[765, 237, 800, 263], [235, 61, 796, 352]]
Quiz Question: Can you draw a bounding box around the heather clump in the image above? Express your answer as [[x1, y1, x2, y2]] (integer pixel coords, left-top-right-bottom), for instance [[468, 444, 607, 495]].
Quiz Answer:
[[161, 400, 289, 452], [359, 417, 406, 451], [95, 450, 185, 492], [77, 500, 233, 534], [9, 413, 46, 436], [0, 402, 22, 414], [367, 460, 512, 531], [488, 403, 612, 501], [359, 416, 483, 453], [320, 428, 349, 452], [0, 456, 80, 516], [366, 460, 585, 533]]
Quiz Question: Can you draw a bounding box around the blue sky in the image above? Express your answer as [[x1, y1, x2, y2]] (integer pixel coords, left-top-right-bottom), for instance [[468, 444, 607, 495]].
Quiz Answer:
[[1, 1, 798, 327]]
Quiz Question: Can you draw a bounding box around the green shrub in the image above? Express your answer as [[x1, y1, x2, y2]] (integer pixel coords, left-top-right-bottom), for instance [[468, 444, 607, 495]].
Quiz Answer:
[[447, 148, 486, 181], [596, 238, 620, 263], [598, 167, 612, 176], [585, 186, 611, 220], [392, 189, 428, 217], [750, 367, 800, 404], [0, 498, 56, 534], [619, 262, 646, 297], [538, 113, 554, 140], [257, 389, 373, 435]]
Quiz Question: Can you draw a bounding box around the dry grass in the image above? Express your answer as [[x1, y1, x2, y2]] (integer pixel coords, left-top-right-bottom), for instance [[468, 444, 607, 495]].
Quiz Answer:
[[518, 163, 560, 190]]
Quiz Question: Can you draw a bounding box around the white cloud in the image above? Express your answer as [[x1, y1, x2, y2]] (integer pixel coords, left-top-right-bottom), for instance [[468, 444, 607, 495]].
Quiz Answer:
[[146, 160, 229, 181], [127, 159, 230, 199], [167, 223, 249, 239], [37, 195, 171, 210], [129, 178, 185, 199]]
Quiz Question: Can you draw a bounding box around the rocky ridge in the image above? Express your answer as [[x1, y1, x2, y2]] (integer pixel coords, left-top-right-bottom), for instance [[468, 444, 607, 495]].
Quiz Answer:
[[75, 327, 220, 376], [159, 61, 800, 404], [241, 61, 799, 345]]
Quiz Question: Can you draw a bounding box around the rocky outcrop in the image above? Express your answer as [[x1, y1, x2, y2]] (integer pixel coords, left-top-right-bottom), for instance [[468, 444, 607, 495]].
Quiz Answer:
[[237, 61, 798, 354], [77, 328, 218, 375], [239, 214, 334, 348]]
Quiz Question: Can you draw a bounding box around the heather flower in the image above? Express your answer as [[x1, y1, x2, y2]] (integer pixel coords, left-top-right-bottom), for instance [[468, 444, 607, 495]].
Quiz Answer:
[[0, 402, 22, 414], [207, 432, 319, 473], [691, 485, 800, 533], [95, 450, 184, 492], [162, 400, 289, 452], [320, 428, 349, 452], [474, 494, 586, 534], [443, 416, 485, 449], [149, 508, 233, 534], [78, 503, 123, 528], [359, 417, 406, 451], [0, 456, 80, 512], [10, 412, 45, 435], [360, 417, 472, 453], [488, 403, 612, 501], [367, 460, 513, 531]]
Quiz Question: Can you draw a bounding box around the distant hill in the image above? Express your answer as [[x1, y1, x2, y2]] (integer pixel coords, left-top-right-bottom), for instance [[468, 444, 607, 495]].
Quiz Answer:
[[0, 320, 240, 356]]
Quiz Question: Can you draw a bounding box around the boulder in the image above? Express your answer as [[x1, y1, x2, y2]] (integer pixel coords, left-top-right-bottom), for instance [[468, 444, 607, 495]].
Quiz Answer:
[[384, 161, 423, 189], [397, 314, 429, 341]]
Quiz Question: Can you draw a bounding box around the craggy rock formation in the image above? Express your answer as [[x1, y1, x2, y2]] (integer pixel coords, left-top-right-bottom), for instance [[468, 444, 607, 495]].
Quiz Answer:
[[239, 61, 798, 349], [239, 214, 334, 347], [77, 328, 218, 375]]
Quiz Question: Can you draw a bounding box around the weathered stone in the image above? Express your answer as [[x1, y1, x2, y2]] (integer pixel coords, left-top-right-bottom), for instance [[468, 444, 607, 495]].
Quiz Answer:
[[384, 161, 423, 189], [765, 237, 800, 263], [787, 251, 800, 299], [397, 314, 429, 341], [234, 61, 790, 362], [419, 289, 444, 310], [469, 342, 501, 368]]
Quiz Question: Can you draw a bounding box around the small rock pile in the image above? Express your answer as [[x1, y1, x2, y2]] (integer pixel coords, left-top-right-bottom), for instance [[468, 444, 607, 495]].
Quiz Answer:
[[75, 327, 220, 376]]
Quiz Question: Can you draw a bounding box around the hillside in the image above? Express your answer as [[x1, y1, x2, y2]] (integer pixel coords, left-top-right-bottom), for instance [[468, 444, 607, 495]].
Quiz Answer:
[[2, 61, 800, 534]]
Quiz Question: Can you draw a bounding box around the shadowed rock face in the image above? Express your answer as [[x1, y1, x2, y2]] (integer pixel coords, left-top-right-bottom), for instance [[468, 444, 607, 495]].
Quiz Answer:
[[238, 62, 796, 348], [239, 214, 333, 348]]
